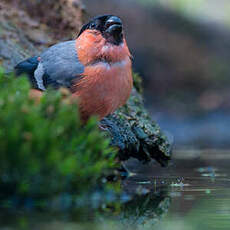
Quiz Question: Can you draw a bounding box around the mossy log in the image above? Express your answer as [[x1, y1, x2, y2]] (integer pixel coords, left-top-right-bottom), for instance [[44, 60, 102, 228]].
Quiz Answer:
[[0, 0, 171, 166], [101, 89, 171, 166]]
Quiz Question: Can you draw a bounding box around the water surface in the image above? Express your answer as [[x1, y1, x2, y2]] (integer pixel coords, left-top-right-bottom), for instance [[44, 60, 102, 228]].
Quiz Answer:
[[1, 149, 230, 230], [123, 149, 230, 229]]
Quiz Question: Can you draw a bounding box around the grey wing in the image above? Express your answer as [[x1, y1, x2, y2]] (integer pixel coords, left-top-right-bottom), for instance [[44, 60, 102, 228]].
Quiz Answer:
[[35, 40, 84, 90]]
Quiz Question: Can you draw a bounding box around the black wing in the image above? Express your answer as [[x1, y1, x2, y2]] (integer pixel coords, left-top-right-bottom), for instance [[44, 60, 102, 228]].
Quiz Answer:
[[15, 56, 40, 89]]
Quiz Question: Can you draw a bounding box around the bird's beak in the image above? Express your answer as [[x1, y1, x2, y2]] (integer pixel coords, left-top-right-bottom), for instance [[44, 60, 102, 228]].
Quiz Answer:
[[104, 16, 123, 45]]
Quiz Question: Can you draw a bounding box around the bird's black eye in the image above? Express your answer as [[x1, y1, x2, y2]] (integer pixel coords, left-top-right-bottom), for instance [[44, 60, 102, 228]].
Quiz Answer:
[[90, 22, 96, 29]]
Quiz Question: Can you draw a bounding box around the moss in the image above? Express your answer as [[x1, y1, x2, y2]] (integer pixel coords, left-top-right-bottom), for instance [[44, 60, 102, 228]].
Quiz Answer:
[[0, 67, 119, 198], [132, 72, 143, 94]]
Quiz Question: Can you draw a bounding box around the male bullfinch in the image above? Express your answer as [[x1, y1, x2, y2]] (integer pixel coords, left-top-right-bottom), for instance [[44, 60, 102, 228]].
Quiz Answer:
[[15, 15, 133, 121]]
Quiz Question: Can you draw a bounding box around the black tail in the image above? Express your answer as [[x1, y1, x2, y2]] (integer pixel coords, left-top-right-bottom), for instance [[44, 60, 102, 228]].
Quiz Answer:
[[15, 56, 39, 88]]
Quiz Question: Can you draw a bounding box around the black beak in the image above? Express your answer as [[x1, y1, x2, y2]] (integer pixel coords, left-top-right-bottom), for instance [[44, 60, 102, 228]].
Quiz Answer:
[[105, 16, 122, 29], [104, 16, 123, 45]]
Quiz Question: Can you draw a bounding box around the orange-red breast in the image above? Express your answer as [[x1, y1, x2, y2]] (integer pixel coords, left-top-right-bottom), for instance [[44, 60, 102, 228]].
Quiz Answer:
[[15, 15, 133, 121]]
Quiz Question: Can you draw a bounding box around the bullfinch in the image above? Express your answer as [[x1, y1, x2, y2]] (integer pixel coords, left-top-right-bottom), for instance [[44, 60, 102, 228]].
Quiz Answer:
[[15, 15, 133, 121]]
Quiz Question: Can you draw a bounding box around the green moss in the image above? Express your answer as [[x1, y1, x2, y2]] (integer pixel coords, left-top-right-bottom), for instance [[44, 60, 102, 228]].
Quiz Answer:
[[133, 72, 143, 94], [0, 67, 118, 197]]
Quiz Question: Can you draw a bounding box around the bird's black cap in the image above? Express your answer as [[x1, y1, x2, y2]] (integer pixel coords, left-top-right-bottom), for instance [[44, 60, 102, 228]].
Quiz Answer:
[[78, 15, 123, 45]]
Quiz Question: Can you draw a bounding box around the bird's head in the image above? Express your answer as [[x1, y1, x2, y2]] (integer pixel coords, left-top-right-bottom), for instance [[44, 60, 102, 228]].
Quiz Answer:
[[76, 15, 131, 65], [78, 15, 123, 46]]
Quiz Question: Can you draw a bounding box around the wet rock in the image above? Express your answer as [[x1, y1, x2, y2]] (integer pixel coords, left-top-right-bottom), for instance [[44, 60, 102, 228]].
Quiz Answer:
[[101, 88, 171, 166]]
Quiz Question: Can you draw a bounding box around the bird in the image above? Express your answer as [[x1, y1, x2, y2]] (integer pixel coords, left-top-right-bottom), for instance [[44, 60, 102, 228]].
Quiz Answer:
[[15, 15, 133, 122]]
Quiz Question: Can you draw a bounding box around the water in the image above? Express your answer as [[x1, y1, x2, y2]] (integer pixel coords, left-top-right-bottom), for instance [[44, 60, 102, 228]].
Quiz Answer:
[[153, 112, 230, 148], [1, 149, 230, 229], [123, 149, 230, 230]]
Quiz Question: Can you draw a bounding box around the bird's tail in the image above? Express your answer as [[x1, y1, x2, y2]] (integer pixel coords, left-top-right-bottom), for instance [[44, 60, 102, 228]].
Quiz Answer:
[[14, 56, 40, 87]]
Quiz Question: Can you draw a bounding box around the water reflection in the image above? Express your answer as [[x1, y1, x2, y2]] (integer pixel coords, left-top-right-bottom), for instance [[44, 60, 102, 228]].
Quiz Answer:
[[122, 149, 230, 230], [1, 150, 230, 230], [120, 191, 170, 227]]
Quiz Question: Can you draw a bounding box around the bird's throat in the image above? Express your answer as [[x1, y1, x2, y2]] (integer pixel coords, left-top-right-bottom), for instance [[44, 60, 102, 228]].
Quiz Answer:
[[76, 30, 131, 66]]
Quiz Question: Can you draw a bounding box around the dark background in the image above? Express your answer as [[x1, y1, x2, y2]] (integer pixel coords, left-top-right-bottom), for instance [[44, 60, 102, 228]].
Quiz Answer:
[[84, 0, 230, 149]]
